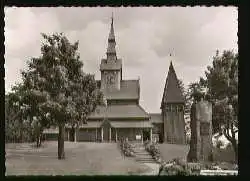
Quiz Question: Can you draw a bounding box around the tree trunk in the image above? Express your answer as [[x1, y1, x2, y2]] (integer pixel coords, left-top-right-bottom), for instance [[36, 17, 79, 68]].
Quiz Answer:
[[36, 134, 40, 147], [38, 133, 42, 147], [231, 140, 238, 164], [70, 127, 74, 142], [58, 123, 65, 159]]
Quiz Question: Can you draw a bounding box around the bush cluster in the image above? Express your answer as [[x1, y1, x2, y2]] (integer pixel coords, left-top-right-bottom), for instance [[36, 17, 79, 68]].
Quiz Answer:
[[159, 157, 238, 176], [119, 139, 135, 157], [144, 141, 162, 163], [159, 158, 201, 176]]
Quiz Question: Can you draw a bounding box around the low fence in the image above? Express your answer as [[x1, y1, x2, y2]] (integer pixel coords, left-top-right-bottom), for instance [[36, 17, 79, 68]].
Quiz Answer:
[[200, 170, 238, 176]]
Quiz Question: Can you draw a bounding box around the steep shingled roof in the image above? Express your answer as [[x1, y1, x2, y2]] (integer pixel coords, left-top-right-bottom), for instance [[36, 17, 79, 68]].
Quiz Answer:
[[97, 79, 139, 100], [161, 61, 185, 107], [88, 104, 149, 119]]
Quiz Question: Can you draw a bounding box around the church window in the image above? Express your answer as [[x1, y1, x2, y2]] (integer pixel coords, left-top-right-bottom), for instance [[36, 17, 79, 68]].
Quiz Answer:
[[172, 105, 176, 112]]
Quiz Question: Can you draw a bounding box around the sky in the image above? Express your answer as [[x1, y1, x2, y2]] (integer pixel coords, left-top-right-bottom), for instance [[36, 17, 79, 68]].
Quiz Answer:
[[4, 7, 238, 113]]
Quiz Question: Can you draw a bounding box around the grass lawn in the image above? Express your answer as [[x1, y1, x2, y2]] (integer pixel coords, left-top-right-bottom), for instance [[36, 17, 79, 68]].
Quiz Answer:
[[212, 146, 236, 163], [158, 143, 236, 165], [5, 141, 151, 175], [158, 143, 189, 162]]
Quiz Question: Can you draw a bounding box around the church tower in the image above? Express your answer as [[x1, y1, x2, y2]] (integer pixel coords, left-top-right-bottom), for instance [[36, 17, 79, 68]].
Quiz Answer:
[[161, 61, 186, 144], [100, 14, 122, 92]]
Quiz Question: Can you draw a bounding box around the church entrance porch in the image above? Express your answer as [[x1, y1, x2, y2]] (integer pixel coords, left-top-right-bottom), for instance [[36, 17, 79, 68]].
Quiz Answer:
[[101, 119, 112, 142], [142, 128, 152, 142], [113, 128, 153, 143]]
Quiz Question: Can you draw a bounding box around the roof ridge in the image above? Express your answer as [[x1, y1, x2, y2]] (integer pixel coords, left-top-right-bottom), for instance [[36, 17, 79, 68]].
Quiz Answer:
[[137, 104, 149, 118]]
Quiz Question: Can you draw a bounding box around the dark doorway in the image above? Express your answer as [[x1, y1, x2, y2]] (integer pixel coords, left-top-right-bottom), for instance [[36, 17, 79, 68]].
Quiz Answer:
[[102, 120, 110, 142], [159, 133, 164, 143], [69, 128, 75, 142], [143, 129, 150, 141]]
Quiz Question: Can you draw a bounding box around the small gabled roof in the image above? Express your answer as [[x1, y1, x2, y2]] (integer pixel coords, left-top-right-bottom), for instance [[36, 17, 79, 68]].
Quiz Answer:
[[88, 104, 149, 119], [96, 79, 140, 100], [161, 61, 185, 107]]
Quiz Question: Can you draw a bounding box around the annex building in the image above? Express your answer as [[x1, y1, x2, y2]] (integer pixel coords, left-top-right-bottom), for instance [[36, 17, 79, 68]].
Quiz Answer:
[[44, 16, 186, 145]]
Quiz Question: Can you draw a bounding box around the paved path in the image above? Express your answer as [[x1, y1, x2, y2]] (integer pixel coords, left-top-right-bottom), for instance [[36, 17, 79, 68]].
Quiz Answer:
[[131, 143, 160, 175]]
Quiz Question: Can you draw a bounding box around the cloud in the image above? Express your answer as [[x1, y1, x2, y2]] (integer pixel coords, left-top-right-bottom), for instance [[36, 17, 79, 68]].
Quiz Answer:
[[5, 7, 237, 112], [5, 7, 60, 90]]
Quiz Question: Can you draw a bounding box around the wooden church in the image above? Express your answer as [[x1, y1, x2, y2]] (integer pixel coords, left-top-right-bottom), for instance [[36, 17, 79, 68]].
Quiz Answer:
[[44, 16, 186, 145]]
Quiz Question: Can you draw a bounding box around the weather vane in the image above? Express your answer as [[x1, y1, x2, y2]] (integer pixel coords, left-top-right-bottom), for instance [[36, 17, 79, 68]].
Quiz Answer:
[[111, 11, 114, 24]]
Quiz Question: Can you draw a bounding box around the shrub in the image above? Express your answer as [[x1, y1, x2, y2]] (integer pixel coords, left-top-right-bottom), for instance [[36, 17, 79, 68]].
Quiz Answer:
[[159, 162, 193, 176], [159, 158, 201, 176], [119, 139, 135, 157], [145, 142, 161, 162]]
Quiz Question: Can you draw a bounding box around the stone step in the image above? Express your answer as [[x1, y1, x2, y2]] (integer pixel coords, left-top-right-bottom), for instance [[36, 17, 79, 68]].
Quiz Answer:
[[135, 156, 154, 160], [133, 148, 145, 150], [135, 153, 151, 156], [136, 159, 156, 163], [135, 151, 146, 153], [135, 152, 151, 155], [136, 157, 154, 160], [133, 147, 145, 149], [137, 161, 157, 164], [135, 154, 152, 157], [134, 150, 146, 153], [134, 149, 148, 152], [136, 158, 155, 161], [134, 152, 151, 155]]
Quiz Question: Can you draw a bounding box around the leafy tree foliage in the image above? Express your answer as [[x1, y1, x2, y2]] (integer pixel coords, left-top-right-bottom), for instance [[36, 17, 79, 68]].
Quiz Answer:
[[177, 79, 186, 107], [5, 84, 36, 143], [177, 79, 192, 118], [200, 50, 238, 162], [19, 33, 103, 159]]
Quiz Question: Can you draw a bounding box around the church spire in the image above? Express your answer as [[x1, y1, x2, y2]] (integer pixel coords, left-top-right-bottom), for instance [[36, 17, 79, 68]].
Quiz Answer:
[[161, 58, 185, 108], [106, 12, 117, 61]]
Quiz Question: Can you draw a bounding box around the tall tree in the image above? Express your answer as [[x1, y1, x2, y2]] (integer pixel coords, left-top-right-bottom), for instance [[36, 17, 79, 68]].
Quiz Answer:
[[200, 50, 238, 162], [5, 83, 47, 145], [177, 79, 188, 113], [21, 33, 103, 159], [6, 84, 28, 143]]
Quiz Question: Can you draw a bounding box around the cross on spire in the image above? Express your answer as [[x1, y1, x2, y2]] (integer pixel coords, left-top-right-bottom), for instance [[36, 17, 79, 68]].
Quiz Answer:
[[111, 11, 114, 26]]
